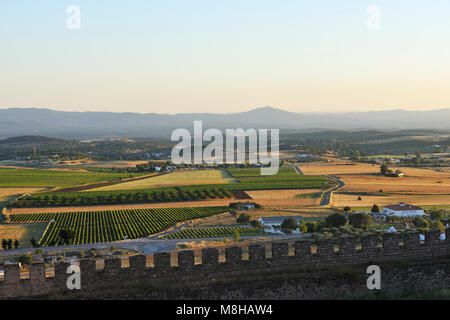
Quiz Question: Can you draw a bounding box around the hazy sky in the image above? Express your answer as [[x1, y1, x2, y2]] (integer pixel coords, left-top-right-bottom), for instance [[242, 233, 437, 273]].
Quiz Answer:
[[1, 0, 450, 114]]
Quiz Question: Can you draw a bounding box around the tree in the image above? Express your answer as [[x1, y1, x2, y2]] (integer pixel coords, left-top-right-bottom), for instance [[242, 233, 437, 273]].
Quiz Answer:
[[413, 216, 430, 229], [305, 222, 317, 233], [431, 221, 445, 231], [428, 209, 444, 222], [1, 239, 7, 250], [299, 221, 308, 233], [380, 164, 389, 176], [6, 239, 12, 250], [30, 238, 37, 248], [60, 229, 76, 245], [371, 204, 380, 214], [13, 239, 19, 249], [349, 213, 373, 230], [236, 214, 251, 224], [325, 213, 347, 228], [250, 220, 262, 229], [233, 230, 241, 242], [281, 218, 299, 230], [18, 254, 32, 267], [343, 206, 352, 213]]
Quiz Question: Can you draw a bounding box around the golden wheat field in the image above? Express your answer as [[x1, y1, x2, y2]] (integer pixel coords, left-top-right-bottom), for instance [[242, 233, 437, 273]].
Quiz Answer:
[[299, 162, 450, 195], [92, 169, 236, 191], [332, 194, 450, 207]]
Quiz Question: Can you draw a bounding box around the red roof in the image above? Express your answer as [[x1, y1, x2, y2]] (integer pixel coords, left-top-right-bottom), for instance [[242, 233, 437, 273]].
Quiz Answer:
[[383, 203, 423, 211]]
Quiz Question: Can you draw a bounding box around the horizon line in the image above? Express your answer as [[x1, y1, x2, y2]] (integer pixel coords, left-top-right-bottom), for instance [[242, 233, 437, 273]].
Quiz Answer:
[[0, 106, 449, 115]]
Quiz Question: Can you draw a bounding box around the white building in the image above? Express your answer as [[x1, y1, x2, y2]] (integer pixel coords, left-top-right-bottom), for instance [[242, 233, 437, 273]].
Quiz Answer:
[[382, 203, 425, 217], [259, 216, 303, 228]]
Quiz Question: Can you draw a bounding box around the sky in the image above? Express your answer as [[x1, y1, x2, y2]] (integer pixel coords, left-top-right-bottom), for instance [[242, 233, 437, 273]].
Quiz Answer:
[[1, 0, 450, 114]]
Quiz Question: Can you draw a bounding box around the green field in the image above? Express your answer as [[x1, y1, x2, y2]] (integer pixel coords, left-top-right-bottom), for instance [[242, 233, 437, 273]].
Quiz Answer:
[[10, 206, 230, 246], [165, 226, 268, 239], [0, 168, 148, 188]]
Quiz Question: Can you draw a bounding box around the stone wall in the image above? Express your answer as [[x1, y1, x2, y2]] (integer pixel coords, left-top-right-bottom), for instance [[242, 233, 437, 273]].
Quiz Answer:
[[1, 229, 450, 299]]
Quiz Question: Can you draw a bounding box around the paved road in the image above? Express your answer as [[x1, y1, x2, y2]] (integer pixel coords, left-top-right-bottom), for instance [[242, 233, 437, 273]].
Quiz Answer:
[[289, 164, 304, 175], [319, 175, 346, 206], [0, 233, 310, 258], [288, 163, 344, 206]]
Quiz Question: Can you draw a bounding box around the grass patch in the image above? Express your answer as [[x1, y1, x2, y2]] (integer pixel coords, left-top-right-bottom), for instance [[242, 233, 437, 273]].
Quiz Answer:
[[295, 192, 320, 199], [0, 223, 47, 249]]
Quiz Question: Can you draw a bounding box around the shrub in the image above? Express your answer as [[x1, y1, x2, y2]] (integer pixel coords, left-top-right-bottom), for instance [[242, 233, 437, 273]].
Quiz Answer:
[[236, 214, 251, 224], [371, 204, 380, 213]]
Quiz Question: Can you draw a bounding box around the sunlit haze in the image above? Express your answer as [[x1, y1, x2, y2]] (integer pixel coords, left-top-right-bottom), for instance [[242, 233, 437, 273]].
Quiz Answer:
[[1, 0, 450, 113]]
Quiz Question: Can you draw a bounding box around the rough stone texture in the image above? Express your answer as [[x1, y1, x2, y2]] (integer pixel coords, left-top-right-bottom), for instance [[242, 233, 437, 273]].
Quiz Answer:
[[1, 232, 450, 299], [225, 246, 242, 264], [202, 248, 219, 265], [272, 242, 289, 258], [178, 251, 195, 268], [249, 244, 265, 260]]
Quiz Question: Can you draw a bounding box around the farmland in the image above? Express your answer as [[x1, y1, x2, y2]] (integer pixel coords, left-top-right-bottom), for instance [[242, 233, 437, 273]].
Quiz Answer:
[[93, 169, 236, 191], [7, 186, 234, 208], [6, 167, 330, 208], [0, 223, 47, 248], [9, 206, 230, 246], [0, 167, 149, 188], [165, 227, 268, 239], [333, 193, 450, 208]]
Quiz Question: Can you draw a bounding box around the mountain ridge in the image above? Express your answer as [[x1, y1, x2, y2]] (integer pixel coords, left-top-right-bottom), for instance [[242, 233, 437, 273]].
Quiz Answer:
[[0, 106, 449, 138]]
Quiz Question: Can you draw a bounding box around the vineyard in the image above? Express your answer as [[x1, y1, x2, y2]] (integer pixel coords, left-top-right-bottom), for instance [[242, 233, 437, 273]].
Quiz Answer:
[[9, 206, 229, 246], [165, 227, 268, 239], [8, 187, 233, 208]]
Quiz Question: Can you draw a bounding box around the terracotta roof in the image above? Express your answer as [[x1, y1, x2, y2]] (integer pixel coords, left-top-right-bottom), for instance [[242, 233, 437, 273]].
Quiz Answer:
[[383, 203, 423, 211]]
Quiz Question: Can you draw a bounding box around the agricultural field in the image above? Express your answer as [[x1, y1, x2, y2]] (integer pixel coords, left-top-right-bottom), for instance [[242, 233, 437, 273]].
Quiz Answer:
[[226, 167, 331, 190], [6, 167, 330, 208], [245, 189, 322, 200], [7, 187, 233, 208], [93, 169, 236, 191], [332, 194, 450, 208], [0, 223, 47, 249], [0, 188, 46, 203], [9, 206, 230, 246], [165, 227, 268, 239], [0, 167, 149, 188], [300, 162, 450, 196]]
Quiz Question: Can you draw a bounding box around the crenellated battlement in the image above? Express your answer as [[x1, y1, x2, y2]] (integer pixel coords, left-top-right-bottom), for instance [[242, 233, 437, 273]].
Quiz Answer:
[[1, 229, 450, 299]]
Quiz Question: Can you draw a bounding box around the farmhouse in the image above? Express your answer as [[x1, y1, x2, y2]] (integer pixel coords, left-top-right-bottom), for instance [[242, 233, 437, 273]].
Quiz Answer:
[[382, 203, 425, 217], [259, 216, 303, 228]]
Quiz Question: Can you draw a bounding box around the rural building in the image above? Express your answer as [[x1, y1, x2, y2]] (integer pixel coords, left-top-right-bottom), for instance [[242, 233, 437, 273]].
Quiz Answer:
[[229, 201, 256, 210], [259, 216, 303, 228], [382, 203, 425, 217]]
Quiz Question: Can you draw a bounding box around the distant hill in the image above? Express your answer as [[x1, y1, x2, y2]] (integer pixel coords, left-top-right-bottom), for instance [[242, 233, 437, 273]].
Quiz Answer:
[[0, 106, 449, 138]]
